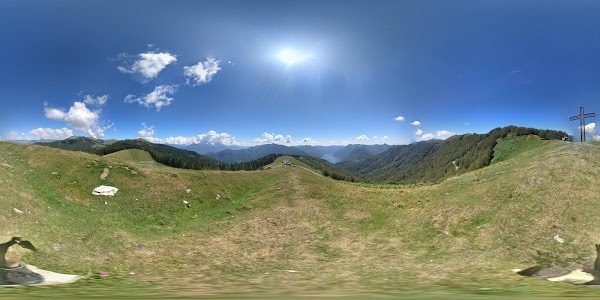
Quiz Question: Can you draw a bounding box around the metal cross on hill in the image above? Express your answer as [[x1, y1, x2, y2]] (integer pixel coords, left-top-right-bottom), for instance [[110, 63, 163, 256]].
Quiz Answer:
[[570, 106, 596, 142]]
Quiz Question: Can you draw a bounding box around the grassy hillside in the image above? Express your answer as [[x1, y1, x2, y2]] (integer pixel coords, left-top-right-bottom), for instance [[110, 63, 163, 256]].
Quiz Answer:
[[36, 136, 115, 152], [1, 139, 600, 298], [104, 149, 155, 163]]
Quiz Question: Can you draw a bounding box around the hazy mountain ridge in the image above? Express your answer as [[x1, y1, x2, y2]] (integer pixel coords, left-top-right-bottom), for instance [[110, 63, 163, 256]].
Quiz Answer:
[[178, 143, 247, 155], [205, 143, 312, 164]]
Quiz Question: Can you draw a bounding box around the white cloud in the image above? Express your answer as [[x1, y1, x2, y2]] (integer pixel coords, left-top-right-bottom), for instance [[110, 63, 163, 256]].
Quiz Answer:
[[144, 130, 242, 146], [44, 107, 67, 120], [437, 130, 454, 137], [421, 133, 434, 140], [118, 51, 177, 81], [195, 130, 240, 145], [581, 123, 600, 141], [83, 94, 108, 106], [8, 131, 27, 140], [125, 85, 177, 111], [137, 123, 155, 137], [30, 128, 73, 140], [301, 137, 314, 143], [44, 101, 110, 138], [355, 135, 369, 142], [184, 58, 221, 86], [373, 135, 389, 141], [254, 132, 292, 144], [582, 122, 596, 134], [415, 129, 423, 136], [394, 116, 405, 121], [411, 121, 421, 126]]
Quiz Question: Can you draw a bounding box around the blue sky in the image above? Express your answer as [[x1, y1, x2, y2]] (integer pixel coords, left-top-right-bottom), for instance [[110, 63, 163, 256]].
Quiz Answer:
[[2, 0, 600, 145]]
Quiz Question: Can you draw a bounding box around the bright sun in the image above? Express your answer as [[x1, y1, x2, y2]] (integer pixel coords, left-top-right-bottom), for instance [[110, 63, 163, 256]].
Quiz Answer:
[[277, 48, 312, 66]]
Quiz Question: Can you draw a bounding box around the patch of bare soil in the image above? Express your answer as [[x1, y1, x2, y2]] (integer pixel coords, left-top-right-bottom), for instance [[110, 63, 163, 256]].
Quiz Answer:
[[100, 168, 109, 180]]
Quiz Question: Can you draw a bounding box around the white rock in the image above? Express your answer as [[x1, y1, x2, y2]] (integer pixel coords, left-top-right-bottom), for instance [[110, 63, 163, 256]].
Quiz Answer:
[[554, 234, 565, 244], [186, 189, 191, 193], [284, 269, 300, 273], [92, 185, 119, 196], [13, 208, 24, 214], [183, 200, 189, 204]]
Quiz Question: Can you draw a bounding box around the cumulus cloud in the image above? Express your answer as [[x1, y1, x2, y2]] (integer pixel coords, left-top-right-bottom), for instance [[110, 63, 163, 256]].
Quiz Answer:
[[437, 130, 454, 137], [254, 132, 292, 144], [44, 101, 111, 138], [394, 116, 405, 121], [125, 85, 177, 111], [30, 127, 73, 140], [580, 123, 600, 141], [8, 131, 27, 140], [137, 123, 155, 137], [44, 107, 67, 120], [83, 94, 108, 106], [144, 130, 241, 146], [355, 135, 369, 142], [415, 129, 423, 136], [118, 51, 177, 81], [421, 133, 434, 140], [301, 137, 314, 143], [411, 121, 421, 126], [582, 122, 596, 134], [184, 58, 221, 86]]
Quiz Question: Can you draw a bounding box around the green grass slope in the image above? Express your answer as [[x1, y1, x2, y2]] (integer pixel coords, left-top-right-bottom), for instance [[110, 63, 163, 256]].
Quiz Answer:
[[104, 149, 156, 165], [491, 134, 545, 164], [1, 140, 600, 298]]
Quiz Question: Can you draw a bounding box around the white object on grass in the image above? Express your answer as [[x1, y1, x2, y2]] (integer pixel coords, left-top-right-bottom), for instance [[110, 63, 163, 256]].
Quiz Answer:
[[92, 185, 119, 196]]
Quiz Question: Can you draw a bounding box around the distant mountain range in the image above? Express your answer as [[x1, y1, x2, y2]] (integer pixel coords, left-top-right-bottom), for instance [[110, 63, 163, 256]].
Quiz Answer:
[[31, 126, 570, 185], [202, 144, 391, 164], [33, 137, 389, 164], [176, 143, 246, 155], [204, 143, 309, 164], [35, 137, 360, 180]]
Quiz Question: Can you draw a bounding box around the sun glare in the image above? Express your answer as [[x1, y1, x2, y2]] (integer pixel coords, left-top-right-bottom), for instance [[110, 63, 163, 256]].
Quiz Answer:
[[277, 48, 312, 66]]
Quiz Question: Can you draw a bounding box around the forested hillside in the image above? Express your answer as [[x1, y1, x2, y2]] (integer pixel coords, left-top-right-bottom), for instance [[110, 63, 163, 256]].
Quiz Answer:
[[332, 144, 392, 162], [95, 139, 283, 171], [339, 126, 570, 184]]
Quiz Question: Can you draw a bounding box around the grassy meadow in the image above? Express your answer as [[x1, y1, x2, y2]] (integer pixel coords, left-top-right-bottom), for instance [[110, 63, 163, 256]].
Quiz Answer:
[[1, 137, 600, 299]]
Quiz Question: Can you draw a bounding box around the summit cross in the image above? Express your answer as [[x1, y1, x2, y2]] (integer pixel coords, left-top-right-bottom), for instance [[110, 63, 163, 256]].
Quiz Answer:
[[570, 106, 596, 142]]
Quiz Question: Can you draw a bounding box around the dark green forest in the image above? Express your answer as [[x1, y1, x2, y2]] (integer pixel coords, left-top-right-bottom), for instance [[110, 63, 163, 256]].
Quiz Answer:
[[338, 126, 570, 184], [332, 144, 392, 162]]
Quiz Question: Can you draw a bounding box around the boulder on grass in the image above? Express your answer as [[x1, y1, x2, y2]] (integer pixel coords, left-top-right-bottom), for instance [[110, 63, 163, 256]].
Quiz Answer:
[[92, 185, 118, 196]]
